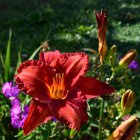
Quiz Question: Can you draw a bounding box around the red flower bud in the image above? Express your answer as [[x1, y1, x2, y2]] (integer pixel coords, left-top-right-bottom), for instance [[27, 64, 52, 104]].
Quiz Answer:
[[96, 10, 107, 64]]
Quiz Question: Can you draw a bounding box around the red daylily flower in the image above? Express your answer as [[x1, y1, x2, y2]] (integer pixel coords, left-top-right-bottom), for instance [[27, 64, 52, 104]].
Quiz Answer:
[[15, 50, 115, 135], [96, 10, 107, 64]]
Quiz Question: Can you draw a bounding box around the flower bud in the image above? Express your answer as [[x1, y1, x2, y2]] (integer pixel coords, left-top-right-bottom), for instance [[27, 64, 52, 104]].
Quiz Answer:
[[108, 45, 117, 65], [121, 89, 136, 116], [109, 45, 117, 56], [108, 116, 138, 140], [95, 10, 107, 64], [119, 49, 137, 67]]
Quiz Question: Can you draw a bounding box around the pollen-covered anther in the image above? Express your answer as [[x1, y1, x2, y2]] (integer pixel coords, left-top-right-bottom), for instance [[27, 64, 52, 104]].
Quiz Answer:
[[46, 73, 68, 99]]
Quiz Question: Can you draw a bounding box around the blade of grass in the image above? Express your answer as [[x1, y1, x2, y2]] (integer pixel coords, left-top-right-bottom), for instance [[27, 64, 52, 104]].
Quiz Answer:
[[4, 29, 12, 82], [0, 51, 5, 70], [0, 72, 4, 84], [15, 42, 22, 74], [28, 45, 42, 60]]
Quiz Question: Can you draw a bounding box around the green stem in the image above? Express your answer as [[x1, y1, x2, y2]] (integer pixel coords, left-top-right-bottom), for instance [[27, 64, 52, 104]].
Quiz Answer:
[[98, 64, 105, 140], [49, 122, 58, 138], [98, 98, 105, 140]]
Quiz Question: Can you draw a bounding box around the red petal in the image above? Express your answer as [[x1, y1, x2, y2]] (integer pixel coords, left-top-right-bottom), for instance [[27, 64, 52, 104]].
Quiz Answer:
[[48, 91, 88, 130], [39, 50, 60, 67], [62, 52, 88, 87], [23, 100, 52, 135], [78, 77, 115, 99], [15, 60, 54, 103], [96, 11, 107, 30]]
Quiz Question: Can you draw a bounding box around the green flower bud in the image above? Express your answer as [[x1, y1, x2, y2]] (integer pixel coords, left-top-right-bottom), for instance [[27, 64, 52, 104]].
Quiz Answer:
[[119, 49, 137, 67], [108, 45, 117, 65], [108, 116, 138, 140], [121, 90, 136, 116], [109, 45, 117, 56]]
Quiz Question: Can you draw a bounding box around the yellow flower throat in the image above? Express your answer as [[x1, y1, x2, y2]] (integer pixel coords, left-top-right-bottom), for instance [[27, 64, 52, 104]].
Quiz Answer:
[[46, 73, 68, 99]]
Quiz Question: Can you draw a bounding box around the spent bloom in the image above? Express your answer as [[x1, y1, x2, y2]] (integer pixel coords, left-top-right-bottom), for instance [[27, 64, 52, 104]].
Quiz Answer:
[[2, 82, 19, 98], [96, 10, 107, 64], [15, 50, 115, 135]]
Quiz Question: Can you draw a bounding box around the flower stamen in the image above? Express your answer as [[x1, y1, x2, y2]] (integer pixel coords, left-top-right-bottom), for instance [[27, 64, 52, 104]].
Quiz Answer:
[[46, 73, 68, 99]]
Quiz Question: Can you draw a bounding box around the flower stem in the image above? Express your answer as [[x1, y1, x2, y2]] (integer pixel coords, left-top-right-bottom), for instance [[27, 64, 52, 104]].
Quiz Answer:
[[98, 98, 105, 140], [49, 122, 58, 138]]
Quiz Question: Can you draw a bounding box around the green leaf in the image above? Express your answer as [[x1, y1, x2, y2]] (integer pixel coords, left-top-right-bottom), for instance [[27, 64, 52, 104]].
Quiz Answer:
[[69, 129, 77, 139], [17, 43, 22, 67], [15, 130, 23, 137], [15, 43, 22, 75], [0, 51, 5, 70], [0, 72, 4, 84], [4, 29, 12, 81]]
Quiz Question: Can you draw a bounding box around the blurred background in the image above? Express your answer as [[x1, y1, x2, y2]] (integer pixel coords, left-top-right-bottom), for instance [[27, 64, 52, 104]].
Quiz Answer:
[[0, 0, 140, 62]]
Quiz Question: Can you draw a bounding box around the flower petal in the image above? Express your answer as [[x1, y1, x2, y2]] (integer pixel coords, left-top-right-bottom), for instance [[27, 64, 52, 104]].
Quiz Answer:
[[23, 100, 52, 135], [15, 60, 54, 103], [62, 52, 88, 87], [78, 77, 115, 99], [48, 91, 88, 130], [39, 50, 61, 67]]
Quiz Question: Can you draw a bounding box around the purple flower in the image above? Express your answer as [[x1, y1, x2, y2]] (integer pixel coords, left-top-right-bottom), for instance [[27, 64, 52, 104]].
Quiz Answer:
[[10, 85, 19, 97], [128, 60, 139, 70], [10, 105, 22, 117], [2, 82, 19, 98], [2, 82, 12, 98], [11, 97, 20, 106], [11, 118, 22, 128], [20, 112, 28, 127], [10, 105, 29, 128], [24, 105, 29, 114]]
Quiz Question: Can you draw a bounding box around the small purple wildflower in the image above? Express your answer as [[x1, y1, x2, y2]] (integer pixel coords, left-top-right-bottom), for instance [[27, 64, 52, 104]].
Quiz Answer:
[[2, 82, 29, 128], [2, 82, 19, 98], [2, 82, 12, 98], [20, 111, 28, 127], [10, 105, 29, 128], [11, 97, 20, 106], [10, 105, 22, 118], [24, 105, 29, 114], [128, 60, 139, 70]]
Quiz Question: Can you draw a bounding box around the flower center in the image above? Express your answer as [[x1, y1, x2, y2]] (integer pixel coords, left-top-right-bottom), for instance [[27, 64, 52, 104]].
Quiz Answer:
[[46, 73, 68, 99]]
